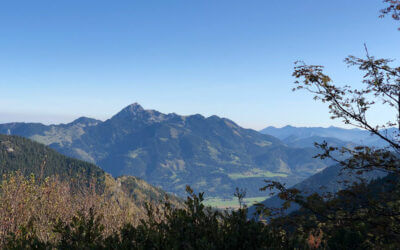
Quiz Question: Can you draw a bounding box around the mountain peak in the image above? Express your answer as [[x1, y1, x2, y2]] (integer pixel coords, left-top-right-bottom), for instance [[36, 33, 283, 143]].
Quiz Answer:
[[124, 103, 145, 113], [69, 117, 101, 126], [111, 103, 168, 124], [114, 103, 146, 117]]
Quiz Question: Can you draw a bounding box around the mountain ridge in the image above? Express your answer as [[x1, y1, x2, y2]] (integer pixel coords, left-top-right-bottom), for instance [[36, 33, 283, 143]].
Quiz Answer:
[[0, 103, 332, 198]]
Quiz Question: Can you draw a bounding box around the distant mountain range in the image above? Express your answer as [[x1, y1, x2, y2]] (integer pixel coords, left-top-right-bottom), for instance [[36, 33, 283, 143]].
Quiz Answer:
[[0, 103, 333, 198], [260, 125, 394, 148], [246, 125, 394, 217]]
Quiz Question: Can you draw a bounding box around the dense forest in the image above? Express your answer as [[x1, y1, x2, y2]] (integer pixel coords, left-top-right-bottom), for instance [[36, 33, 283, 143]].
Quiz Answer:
[[0, 134, 106, 192]]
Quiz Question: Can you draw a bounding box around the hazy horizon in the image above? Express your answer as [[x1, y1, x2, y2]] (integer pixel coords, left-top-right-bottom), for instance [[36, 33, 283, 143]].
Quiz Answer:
[[0, 102, 368, 131], [1, 0, 399, 130]]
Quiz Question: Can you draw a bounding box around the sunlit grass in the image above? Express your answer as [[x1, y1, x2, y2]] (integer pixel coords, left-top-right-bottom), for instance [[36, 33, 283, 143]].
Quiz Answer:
[[228, 169, 287, 180], [204, 196, 269, 209]]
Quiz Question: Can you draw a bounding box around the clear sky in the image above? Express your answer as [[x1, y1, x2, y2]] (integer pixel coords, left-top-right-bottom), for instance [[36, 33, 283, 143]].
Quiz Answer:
[[0, 0, 399, 130]]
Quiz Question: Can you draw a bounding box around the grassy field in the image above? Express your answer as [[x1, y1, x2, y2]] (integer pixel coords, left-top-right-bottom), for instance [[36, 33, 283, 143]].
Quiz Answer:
[[227, 169, 287, 180], [204, 196, 269, 209]]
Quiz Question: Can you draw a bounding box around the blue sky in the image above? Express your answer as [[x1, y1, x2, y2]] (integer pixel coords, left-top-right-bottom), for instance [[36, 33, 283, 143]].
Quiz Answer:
[[0, 0, 399, 130]]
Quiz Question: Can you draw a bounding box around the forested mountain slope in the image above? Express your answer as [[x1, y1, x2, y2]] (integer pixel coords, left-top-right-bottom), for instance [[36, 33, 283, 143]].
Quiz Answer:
[[0, 134, 181, 209], [248, 164, 386, 217], [0, 103, 333, 198]]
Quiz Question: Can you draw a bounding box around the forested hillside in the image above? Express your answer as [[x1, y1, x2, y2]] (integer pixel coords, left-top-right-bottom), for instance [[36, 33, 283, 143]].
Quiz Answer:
[[0, 134, 182, 246], [248, 164, 387, 217], [0, 134, 105, 191]]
